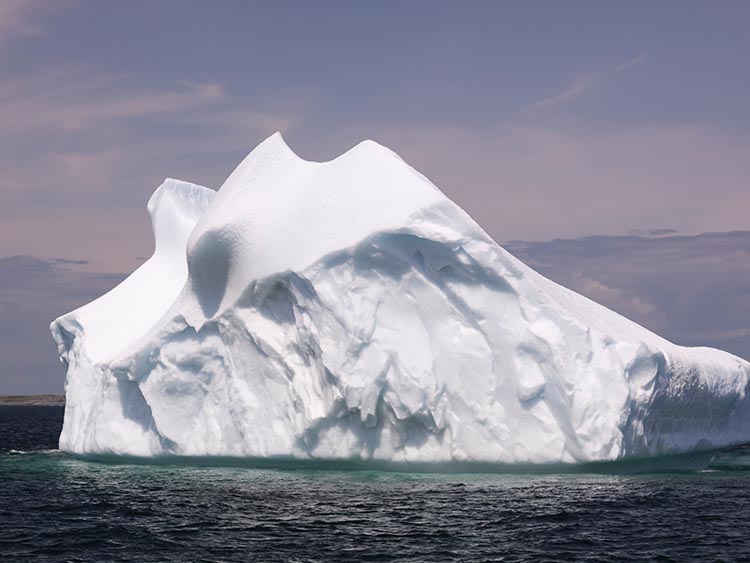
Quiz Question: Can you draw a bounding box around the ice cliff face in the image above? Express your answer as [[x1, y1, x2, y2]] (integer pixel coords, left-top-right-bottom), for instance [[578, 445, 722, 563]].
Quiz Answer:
[[51, 133, 750, 464]]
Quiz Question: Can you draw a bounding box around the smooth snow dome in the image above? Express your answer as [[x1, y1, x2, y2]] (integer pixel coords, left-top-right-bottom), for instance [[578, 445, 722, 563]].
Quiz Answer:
[[51, 133, 750, 465]]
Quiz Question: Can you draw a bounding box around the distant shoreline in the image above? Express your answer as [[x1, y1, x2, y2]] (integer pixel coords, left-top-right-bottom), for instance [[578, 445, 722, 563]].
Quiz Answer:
[[0, 395, 64, 406]]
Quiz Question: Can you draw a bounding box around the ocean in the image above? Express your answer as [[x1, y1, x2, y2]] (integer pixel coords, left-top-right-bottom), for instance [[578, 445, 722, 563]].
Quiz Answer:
[[2, 405, 750, 562]]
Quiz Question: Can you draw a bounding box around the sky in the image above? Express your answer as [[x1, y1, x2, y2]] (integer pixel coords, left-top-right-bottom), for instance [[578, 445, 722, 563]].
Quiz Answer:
[[1, 1, 749, 393]]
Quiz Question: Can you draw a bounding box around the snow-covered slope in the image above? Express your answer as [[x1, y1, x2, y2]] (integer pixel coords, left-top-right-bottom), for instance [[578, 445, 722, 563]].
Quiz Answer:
[[51, 133, 750, 464]]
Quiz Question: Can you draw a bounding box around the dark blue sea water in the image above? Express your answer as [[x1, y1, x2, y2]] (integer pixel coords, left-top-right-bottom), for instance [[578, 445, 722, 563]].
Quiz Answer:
[[3, 406, 750, 562]]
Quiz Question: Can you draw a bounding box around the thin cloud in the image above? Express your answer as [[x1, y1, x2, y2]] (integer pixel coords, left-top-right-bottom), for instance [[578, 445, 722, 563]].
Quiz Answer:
[[0, 70, 227, 133], [616, 51, 648, 73], [519, 73, 599, 114], [519, 53, 646, 116], [629, 228, 679, 237]]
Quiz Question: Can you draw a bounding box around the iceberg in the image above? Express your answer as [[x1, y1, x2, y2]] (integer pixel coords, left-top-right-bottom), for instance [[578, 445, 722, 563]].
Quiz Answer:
[[51, 133, 750, 465]]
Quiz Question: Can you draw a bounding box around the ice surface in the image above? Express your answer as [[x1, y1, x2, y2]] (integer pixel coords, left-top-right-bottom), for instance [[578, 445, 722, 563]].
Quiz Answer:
[[51, 133, 750, 464]]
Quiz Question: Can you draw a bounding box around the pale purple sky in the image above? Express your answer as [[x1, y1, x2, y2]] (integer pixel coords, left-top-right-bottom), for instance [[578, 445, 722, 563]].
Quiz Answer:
[[1, 1, 749, 393]]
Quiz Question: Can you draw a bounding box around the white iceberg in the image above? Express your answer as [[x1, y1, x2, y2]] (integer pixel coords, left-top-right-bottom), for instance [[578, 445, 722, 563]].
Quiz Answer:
[[51, 133, 750, 465]]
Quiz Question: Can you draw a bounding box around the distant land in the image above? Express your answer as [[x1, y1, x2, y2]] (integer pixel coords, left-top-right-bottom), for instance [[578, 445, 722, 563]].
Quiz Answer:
[[0, 395, 64, 406]]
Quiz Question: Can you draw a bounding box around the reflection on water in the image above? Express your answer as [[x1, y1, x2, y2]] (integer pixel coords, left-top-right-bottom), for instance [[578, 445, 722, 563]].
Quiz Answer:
[[3, 406, 750, 561]]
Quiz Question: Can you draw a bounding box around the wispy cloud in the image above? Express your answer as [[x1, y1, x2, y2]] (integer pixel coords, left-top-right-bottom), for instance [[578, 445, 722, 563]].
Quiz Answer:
[[0, 70, 227, 133], [520, 73, 599, 114], [519, 52, 647, 115], [616, 51, 648, 73], [0, 67, 295, 145]]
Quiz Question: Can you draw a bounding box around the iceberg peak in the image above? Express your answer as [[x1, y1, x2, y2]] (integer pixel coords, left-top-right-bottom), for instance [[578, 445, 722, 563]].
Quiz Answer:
[[180, 133, 447, 323]]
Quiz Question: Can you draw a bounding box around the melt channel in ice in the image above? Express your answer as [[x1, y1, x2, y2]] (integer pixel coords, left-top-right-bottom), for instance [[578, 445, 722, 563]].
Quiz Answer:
[[51, 133, 750, 466]]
